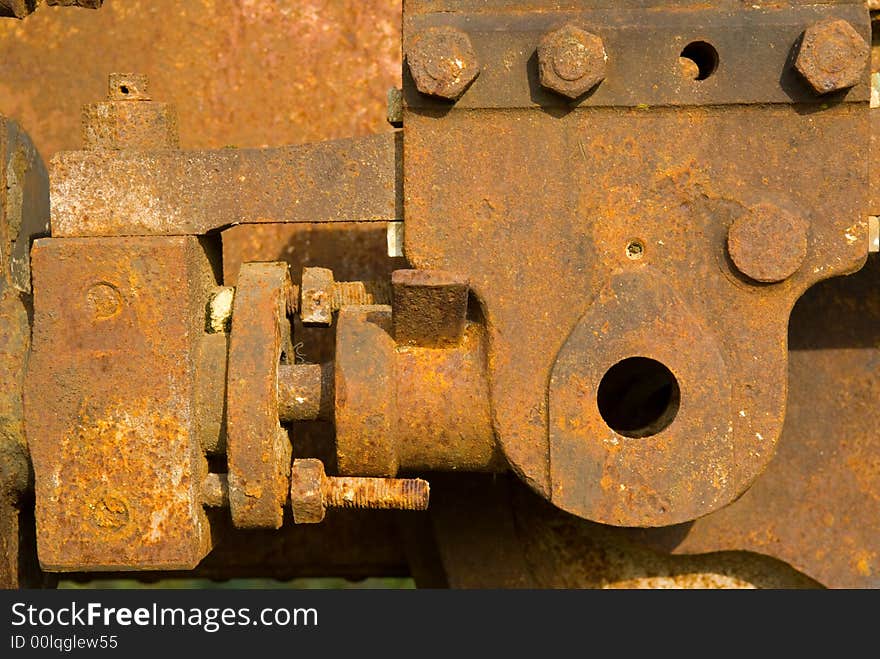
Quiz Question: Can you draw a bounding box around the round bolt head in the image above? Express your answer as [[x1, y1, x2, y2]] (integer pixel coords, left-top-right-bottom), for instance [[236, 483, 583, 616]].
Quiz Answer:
[[406, 27, 480, 100], [794, 19, 869, 95], [537, 24, 607, 99], [727, 203, 809, 283]]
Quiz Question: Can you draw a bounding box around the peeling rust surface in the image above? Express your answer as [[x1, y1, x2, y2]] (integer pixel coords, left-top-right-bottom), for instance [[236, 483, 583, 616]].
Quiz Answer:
[[51, 132, 402, 237], [25, 236, 217, 570], [226, 262, 293, 529]]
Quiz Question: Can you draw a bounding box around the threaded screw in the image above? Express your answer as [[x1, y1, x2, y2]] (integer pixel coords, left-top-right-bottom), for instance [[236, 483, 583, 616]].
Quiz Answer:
[[290, 458, 429, 524]]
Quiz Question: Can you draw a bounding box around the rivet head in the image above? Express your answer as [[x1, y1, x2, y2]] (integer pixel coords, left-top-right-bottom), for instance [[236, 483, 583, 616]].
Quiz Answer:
[[86, 282, 123, 320], [794, 19, 869, 95], [538, 24, 607, 99], [406, 27, 480, 100], [727, 203, 809, 283]]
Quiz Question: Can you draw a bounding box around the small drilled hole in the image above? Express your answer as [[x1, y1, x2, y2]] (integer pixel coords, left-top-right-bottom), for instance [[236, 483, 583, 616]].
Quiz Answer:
[[120, 85, 130, 95], [597, 357, 680, 438], [626, 240, 645, 260], [679, 41, 719, 81]]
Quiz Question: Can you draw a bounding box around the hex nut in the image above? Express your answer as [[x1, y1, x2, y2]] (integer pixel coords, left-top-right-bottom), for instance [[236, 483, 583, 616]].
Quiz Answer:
[[794, 19, 869, 95], [406, 27, 480, 100], [290, 459, 327, 524], [537, 24, 607, 99]]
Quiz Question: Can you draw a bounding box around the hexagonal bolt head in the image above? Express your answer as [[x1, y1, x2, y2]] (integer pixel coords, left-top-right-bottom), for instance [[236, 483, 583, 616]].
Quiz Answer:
[[537, 24, 607, 99], [794, 19, 869, 95], [727, 203, 809, 283], [406, 26, 480, 100]]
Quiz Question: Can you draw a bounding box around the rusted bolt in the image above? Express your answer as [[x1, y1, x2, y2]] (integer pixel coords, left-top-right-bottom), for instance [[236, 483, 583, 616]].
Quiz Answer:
[[537, 24, 607, 99], [300, 267, 391, 325], [406, 26, 480, 100], [794, 19, 869, 95], [727, 203, 809, 283], [290, 458, 429, 524]]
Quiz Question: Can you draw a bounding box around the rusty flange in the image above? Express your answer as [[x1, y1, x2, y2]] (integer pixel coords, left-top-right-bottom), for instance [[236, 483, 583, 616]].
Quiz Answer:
[[550, 270, 733, 526], [226, 262, 294, 529]]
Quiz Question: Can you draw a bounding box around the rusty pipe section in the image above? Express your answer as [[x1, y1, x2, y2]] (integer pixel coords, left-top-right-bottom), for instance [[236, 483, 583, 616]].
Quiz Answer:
[[334, 272, 503, 477], [278, 363, 334, 422]]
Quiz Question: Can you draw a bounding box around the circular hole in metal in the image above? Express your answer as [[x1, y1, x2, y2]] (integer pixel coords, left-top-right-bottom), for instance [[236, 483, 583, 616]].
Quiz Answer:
[[679, 41, 719, 81], [597, 357, 680, 438], [120, 85, 130, 95], [625, 239, 645, 260]]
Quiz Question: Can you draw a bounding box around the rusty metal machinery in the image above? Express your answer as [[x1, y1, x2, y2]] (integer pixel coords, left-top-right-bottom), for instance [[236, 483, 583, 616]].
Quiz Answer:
[[1, 0, 879, 588]]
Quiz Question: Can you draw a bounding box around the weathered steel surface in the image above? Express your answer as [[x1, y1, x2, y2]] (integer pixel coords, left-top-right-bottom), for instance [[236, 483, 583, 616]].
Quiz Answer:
[[335, 306, 501, 476], [51, 131, 401, 237], [26, 236, 217, 570], [300, 267, 335, 325], [0, 289, 35, 587], [0, 1, 400, 158], [626, 257, 880, 588], [550, 269, 733, 526], [194, 332, 229, 456], [226, 262, 293, 529], [403, 3, 868, 526]]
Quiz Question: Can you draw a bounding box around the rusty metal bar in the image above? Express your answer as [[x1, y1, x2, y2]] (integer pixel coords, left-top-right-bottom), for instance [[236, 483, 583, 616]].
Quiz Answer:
[[51, 131, 402, 237]]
